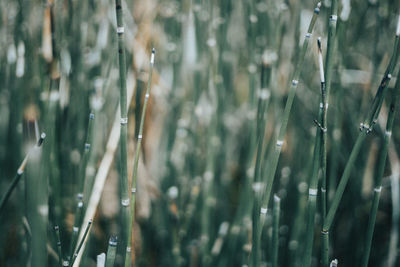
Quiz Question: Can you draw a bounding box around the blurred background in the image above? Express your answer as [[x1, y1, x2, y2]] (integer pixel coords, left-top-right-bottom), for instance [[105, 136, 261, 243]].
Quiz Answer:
[[1, 0, 400, 266]]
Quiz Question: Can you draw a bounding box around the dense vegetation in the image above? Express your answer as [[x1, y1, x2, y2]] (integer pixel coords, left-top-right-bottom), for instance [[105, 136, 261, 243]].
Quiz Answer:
[[1, 0, 400, 266]]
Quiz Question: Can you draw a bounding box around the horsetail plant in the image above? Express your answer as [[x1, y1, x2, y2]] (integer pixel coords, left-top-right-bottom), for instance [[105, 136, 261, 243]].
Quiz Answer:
[[70, 219, 93, 267], [322, 13, 400, 256], [68, 112, 94, 263], [105, 236, 117, 267], [370, 15, 400, 127], [260, 0, 321, 215], [125, 48, 155, 267], [114, 0, 130, 261], [252, 2, 321, 266], [302, 38, 325, 267], [0, 133, 46, 215], [251, 61, 274, 267], [361, 62, 400, 267], [320, 1, 338, 265], [55, 225, 63, 266], [26, 131, 49, 267]]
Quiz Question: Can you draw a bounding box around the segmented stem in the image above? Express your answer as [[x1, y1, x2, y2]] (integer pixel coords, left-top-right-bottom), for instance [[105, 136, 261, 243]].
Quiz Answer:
[[55, 225, 63, 266], [70, 220, 92, 267], [252, 3, 321, 266], [320, 2, 338, 264], [125, 49, 155, 267], [361, 66, 400, 267], [114, 0, 130, 260], [69, 113, 94, 261], [324, 15, 400, 232], [106, 236, 118, 267], [302, 38, 325, 267], [0, 133, 46, 215]]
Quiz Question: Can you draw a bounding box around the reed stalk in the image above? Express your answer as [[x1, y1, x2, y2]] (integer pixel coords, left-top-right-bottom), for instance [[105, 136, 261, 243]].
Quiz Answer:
[[321, 1, 338, 264], [0, 133, 46, 215], [361, 63, 400, 267], [252, 3, 321, 266], [69, 112, 94, 262], [260, 1, 321, 215], [251, 63, 274, 267], [302, 38, 325, 267], [55, 225, 63, 266], [70, 219, 92, 266], [322, 17, 400, 263], [125, 48, 155, 267], [106, 236, 117, 267], [323, 15, 400, 233], [26, 132, 48, 267], [114, 0, 130, 261]]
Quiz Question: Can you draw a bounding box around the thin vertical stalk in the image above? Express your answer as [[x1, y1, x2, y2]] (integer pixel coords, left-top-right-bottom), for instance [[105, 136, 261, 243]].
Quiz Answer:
[[106, 236, 118, 267], [321, 20, 400, 265], [260, 1, 321, 214], [0, 134, 46, 214], [114, 0, 130, 261], [323, 17, 400, 233], [302, 38, 325, 267], [69, 112, 94, 261], [321, 1, 338, 264], [322, 231, 329, 267], [361, 67, 400, 267], [252, 3, 321, 266], [55, 225, 63, 266], [125, 49, 155, 267], [26, 132, 48, 267], [70, 219, 92, 267], [370, 19, 400, 126], [251, 63, 273, 267], [271, 195, 280, 267]]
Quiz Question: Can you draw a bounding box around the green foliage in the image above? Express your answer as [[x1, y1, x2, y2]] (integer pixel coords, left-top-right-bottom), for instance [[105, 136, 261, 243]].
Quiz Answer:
[[1, 1, 400, 267]]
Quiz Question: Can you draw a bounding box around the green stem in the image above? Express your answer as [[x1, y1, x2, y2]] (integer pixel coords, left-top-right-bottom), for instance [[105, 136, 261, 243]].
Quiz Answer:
[[106, 236, 118, 267], [361, 66, 400, 267], [260, 1, 321, 215], [70, 219, 92, 267], [302, 58, 324, 266], [251, 64, 273, 267], [69, 113, 94, 261], [252, 3, 321, 266], [0, 134, 46, 215], [55, 225, 63, 266], [323, 131, 366, 231], [324, 22, 400, 232], [321, 2, 338, 263], [125, 49, 155, 267], [114, 0, 130, 261], [26, 133, 48, 267], [321, 230, 329, 266]]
